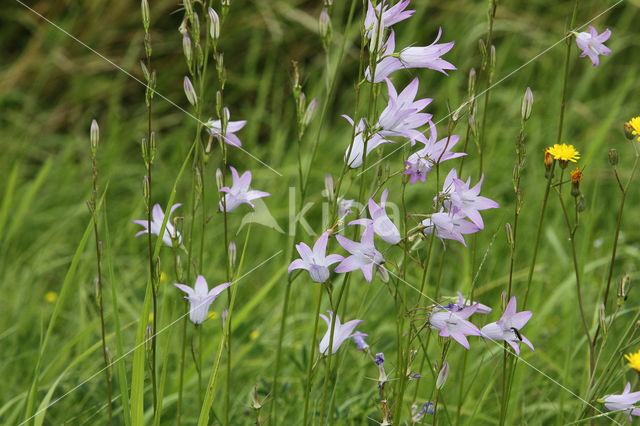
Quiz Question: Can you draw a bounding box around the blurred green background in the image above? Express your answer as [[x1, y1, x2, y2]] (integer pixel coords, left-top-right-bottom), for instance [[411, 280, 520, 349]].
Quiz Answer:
[[2, 0, 640, 424]]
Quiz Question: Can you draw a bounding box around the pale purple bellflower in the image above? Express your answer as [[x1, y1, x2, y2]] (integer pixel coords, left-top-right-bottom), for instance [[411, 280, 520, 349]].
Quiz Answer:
[[481, 296, 534, 356], [454, 291, 492, 314], [335, 225, 385, 282], [438, 168, 499, 229], [352, 331, 369, 351], [288, 231, 344, 283], [429, 303, 481, 350], [173, 275, 231, 325], [403, 122, 466, 184], [575, 26, 611, 67], [377, 78, 433, 146], [133, 203, 182, 247], [422, 209, 480, 248], [205, 107, 247, 147], [366, 29, 456, 83], [319, 310, 363, 355], [343, 115, 390, 168], [364, 0, 414, 51], [350, 188, 401, 245], [219, 166, 270, 212], [601, 382, 640, 422]]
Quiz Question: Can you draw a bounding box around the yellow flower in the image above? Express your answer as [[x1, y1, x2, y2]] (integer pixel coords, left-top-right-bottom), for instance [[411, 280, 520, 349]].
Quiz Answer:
[[625, 349, 640, 372], [149, 313, 154, 322], [207, 311, 218, 320], [249, 330, 260, 340], [160, 272, 167, 282], [626, 117, 640, 142], [45, 291, 58, 303], [547, 143, 580, 163]]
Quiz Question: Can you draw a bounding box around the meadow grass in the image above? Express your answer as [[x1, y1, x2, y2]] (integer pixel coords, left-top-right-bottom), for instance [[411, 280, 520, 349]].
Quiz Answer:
[[2, 0, 640, 424]]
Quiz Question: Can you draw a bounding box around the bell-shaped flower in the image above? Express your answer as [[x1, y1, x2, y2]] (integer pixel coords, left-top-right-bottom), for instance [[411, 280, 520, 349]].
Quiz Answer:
[[481, 296, 534, 356], [337, 197, 356, 218], [403, 122, 466, 184], [173, 275, 231, 325], [288, 231, 344, 283], [366, 29, 456, 83], [334, 225, 385, 282], [575, 26, 611, 67], [601, 382, 640, 422], [422, 209, 480, 248], [205, 107, 247, 147], [454, 291, 492, 314], [219, 166, 270, 212], [377, 78, 432, 146], [352, 331, 369, 351], [364, 0, 414, 51], [349, 188, 401, 245], [133, 203, 182, 247], [438, 168, 499, 229], [429, 304, 481, 350], [318, 310, 363, 355], [343, 115, 391, 168]]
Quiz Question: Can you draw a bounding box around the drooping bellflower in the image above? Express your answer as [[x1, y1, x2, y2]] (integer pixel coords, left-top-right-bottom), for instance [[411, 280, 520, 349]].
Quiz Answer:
[[366, 29, 456, 83], [364, 0, 414, 51], [133, 203, 182, 247], [205, 107, 247, 147], [422, 210, 480, 247], [377, 78, 432, 146], [335, 225, 385, 282], [403, 122, 466, 184], [318, 310, 363, 355], [288, 231, 344, 283], [438, 168, 499, 229], [601, 382, 640, 422], [219, 166, 270, 212], [429, 303, 481, 350], [575, 26, 611, 67], [342, 115, 390, 168], [350, 188, 401, 245], [173, 275, 231, 325], [481, 296, 534, 356]]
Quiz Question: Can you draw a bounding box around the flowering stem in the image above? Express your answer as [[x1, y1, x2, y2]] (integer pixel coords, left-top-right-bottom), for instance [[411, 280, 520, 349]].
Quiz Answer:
[[557, 0, 580, 145], [302, 285, 324, 425], [555, 187, 593, 372], [522, 160, 555, 309], [477, 0, 497, 177], [89, 141, 113, 426]]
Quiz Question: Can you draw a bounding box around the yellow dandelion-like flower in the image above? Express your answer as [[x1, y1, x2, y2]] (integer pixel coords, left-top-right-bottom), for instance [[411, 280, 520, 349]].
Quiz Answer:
[[626, 117, 640, 142], [207, 311, 218, 320], [249, 330, 260, 340], [547, 143, 580, 163], [625, 349, 640, 373], [45, 291, 58, 303]]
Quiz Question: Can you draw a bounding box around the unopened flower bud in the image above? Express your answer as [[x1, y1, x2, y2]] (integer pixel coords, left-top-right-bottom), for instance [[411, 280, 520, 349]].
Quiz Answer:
[[145, 324, 153, 354], [598, 302, 607, 338], [228, 240, 236, 269], [183, 33, 192, 65], [216, 168, 224, 190], [577, 194, 586, 212], [505, 222, 513, 248], [618, 274, 631, 301], [183, 76, 197, 106], [221, 308, 228, 330], [324, 174, 334, 202], [149, 131, 156, 163], [319, 8, 330, 39], [544, 148, 553, 176], [192, 11, 200, 39], [142, 175, 150, 203], [521, 87, 533, 121], [608, 148, 619, 166], [489, 45, 496, 72], [436, 361, 449, 389], [251, 383, 262, 410], [468, 114, 477, 138], [140, 60, 150, 81], [377, 265, 389, 283], [303, 98, 318, 127], [94, 277, 101, 304], [570, 167, 583, 197], [90, 120, 99, 154], [141, 0, 150, 32], [624, 121, 635, 140], [452, 102, 466, 123], [216, 90, 223, 114], [208, 7, 220, 40], [468, 68, 476, 97]]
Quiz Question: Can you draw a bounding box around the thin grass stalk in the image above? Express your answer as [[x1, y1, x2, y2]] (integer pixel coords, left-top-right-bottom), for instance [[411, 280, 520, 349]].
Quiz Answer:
[[88, 126, 113, 426], [302, 285, 324, 425]]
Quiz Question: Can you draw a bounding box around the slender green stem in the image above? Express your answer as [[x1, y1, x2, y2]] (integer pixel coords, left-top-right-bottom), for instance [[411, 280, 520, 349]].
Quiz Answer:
[[303, 286, 324, 425]]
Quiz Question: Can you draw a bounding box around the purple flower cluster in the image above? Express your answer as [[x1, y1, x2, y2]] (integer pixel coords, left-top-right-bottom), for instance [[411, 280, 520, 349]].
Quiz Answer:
[[429, 293, 534, 353]]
